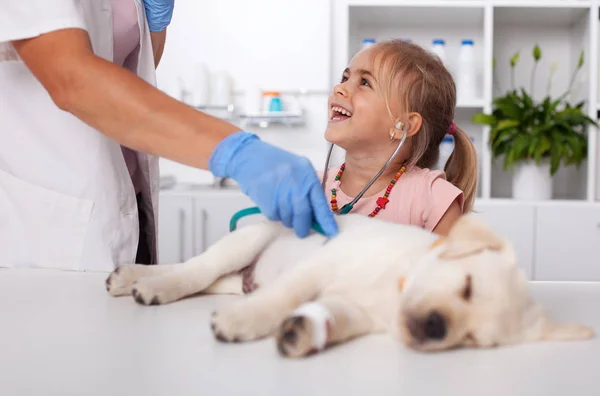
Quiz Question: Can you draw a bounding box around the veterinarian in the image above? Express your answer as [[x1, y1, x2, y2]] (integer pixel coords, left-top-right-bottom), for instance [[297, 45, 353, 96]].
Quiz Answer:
[[0, 0, 338, 271]]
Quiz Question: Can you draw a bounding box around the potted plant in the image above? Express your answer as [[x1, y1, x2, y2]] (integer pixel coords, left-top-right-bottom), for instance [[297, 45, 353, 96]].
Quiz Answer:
[[472, 45, 596, 200]]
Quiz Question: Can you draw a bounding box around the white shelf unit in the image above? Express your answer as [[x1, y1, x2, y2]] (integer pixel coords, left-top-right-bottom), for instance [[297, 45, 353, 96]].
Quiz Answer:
[[336, 0, 599, 202]]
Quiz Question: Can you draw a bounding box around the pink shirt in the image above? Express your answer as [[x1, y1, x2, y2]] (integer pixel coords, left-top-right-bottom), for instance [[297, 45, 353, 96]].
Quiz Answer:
[[320, 166, 464, 232], [111, 0, 142, 194]]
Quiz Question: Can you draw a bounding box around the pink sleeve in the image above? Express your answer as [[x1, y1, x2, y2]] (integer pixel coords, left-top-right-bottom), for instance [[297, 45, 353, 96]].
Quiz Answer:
[[414, 171, 464, 231]]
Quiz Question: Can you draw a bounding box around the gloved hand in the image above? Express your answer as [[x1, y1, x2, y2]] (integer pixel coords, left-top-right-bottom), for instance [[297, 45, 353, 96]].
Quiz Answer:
[[209, 132, 339, 238], [143, 0, 175, 32]]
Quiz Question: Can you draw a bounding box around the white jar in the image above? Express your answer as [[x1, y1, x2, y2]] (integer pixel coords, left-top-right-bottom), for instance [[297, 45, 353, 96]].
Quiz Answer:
[[431, 39, 446, 64], [362, 38, 376, 50], [210, 71, 232, 107], [191, 63, 209, 107], [437, 136, 454, 170], [457, 39, 477, 102]]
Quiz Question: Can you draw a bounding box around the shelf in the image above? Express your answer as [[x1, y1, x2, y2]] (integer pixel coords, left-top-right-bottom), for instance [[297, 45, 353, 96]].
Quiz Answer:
[[492, 1, 591, 9], [456, 99, 485, 109], [238, 111, 306, 128], [349, 5, 484, 29], [494, 6, 589, 27]]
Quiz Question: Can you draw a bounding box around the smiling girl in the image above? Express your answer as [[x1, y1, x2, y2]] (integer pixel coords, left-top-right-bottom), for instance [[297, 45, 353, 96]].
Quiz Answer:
[[322, 39, 478, 236]]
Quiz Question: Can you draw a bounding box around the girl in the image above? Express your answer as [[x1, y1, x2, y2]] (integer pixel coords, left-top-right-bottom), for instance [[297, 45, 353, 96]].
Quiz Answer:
[[322, 39, 478, 236]]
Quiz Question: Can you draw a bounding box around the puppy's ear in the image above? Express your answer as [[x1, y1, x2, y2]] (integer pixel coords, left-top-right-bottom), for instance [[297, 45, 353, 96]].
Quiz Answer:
[[518, 303, 594, 343], [437, 214, 504, 260]]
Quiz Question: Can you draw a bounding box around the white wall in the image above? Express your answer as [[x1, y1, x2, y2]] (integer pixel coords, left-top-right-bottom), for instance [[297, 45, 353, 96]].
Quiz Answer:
[[155, 0, 339, 185]]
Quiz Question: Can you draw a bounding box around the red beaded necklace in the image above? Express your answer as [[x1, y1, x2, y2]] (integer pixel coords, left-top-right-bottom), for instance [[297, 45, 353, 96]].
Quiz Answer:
[[330, 162, 407, 217]]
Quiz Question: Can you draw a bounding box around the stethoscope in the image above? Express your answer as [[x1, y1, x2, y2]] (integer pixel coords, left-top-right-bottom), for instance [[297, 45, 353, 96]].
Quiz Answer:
[[320, 121, 408, 215], [229, 121, 409, 236]]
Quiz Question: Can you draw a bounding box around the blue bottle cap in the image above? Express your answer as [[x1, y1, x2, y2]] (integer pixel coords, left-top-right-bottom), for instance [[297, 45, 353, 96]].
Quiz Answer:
[[432, 39, 445, 45], [461, 39, 474, 45]]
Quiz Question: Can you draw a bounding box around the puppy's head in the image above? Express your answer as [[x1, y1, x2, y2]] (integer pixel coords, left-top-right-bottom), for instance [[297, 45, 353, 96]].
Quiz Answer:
[[394, 214, 594, 352]]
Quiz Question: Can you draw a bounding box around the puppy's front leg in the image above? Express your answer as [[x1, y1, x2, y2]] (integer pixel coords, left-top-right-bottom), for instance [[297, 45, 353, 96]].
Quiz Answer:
[[276, 296, 378, 358], [130, 222, 279, 305], [211, 251, 338, 343]]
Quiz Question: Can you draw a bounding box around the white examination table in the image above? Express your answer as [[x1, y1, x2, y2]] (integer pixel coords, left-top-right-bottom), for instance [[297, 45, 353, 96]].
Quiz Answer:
[[0, 268, 598, 396]]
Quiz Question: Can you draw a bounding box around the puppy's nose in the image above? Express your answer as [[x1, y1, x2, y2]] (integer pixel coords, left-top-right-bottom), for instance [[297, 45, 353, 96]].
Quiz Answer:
[[406, 311, 447, 342], [423, 311, 446, 340]]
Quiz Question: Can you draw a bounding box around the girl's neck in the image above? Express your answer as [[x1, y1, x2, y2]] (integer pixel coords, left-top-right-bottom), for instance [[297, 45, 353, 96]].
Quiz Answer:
[[338, 155, 406, 198]]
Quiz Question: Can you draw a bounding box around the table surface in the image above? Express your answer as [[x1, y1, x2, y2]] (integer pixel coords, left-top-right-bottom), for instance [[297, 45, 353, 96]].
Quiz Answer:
[[1, 269, 599, 396]]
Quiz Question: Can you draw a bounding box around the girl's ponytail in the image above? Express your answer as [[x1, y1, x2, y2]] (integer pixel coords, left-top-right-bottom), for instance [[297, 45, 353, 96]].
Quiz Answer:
[[444, 126, 478, 213]]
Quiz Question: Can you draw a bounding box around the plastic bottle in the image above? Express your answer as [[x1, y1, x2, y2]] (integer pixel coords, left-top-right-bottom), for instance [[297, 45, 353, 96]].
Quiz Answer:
[[362, 38, 376, 50], [457, 39, 477, 102], [437, 136, 454, 170], [431, 39, 446, 64], [191, 63, 209, 107]]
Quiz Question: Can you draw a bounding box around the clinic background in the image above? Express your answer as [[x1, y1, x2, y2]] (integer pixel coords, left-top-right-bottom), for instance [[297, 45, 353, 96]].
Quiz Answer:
[[151, 0, 600, 283]]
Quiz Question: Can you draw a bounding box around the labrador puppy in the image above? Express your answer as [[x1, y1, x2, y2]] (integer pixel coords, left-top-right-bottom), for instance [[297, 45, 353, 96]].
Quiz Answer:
[[106, 214, 594, 357]]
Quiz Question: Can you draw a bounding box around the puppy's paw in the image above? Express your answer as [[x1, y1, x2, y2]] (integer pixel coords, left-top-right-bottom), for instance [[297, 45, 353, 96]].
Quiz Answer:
[[211, 299, 282, 343], [131, 275, 182, 306], [276, 316, 318, 358], [106, 264, 151, 296]]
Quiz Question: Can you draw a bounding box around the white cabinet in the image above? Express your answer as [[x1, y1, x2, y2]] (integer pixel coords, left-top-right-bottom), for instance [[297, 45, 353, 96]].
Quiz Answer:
[[472, 201, 536, 279], [157, 193, 203, 264], [534, 204, 600, 281], [158, 188, 259, 261], [191, 189, 259, 248]]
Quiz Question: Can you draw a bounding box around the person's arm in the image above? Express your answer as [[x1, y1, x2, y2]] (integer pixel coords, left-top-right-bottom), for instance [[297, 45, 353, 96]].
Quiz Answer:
[[11, 28, 339, 238], [150, 29, 166, 67], [12, 28, 237, 169]]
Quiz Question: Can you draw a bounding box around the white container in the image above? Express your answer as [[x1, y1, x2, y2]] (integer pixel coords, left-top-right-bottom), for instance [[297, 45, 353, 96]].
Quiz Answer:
[[244, 85, 262, 115], [431, 39, 446, 64], [362, 38, 376, 50], [191, 63, 209, 107], [457, 39, 477, 103], [512, 159, 552, 200], [210, 71, 232, 106], [437, 136, 454, 170]]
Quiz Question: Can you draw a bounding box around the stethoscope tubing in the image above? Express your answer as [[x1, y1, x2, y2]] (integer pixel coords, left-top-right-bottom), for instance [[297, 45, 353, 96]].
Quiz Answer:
[[320, 129, 408, 214]]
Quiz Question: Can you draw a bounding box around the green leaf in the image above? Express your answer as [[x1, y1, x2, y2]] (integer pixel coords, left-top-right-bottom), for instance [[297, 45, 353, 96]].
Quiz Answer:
[[550, 144, 562, 175], [578, 50, 584, 69], [493, 96, 524, 119], [533, 44, 542, 62], [510, 51, 520, 68], [472, 113, 496, 126], [495, 119, 521, 132]]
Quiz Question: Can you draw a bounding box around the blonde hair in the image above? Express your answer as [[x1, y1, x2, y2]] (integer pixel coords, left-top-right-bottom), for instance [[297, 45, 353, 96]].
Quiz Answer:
[[371, 39, 478, 213]]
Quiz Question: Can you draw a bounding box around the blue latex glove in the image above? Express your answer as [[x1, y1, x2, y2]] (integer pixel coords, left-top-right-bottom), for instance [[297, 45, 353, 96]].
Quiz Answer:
[[209, 132, 339, 238], [143, 0, 175, 32]]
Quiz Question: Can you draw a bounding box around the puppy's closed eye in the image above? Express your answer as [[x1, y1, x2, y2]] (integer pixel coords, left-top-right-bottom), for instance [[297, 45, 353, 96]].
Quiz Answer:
[[461, 274, 472, 301]]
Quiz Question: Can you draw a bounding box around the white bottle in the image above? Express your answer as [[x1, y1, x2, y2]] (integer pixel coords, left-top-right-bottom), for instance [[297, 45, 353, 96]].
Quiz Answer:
[[191, 63, 209, 107], [210, 71, 232, 107], [457, 39, 477, 103], [362, 38, 376, 50], [431, 39, 446, 64], [437, 136, 454, 170]]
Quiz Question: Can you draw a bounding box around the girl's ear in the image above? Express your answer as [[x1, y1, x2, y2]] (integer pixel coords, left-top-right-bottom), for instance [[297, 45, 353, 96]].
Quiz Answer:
[[390, 113, 422, 140], [406, 112, 422, 137]]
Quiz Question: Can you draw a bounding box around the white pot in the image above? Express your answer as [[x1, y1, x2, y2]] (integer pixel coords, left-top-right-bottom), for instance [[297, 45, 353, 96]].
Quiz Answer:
[[512, 159, 552, 200]]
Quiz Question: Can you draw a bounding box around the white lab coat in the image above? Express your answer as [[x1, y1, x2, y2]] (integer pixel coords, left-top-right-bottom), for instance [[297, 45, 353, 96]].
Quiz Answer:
[[0, 0, 160, 271]]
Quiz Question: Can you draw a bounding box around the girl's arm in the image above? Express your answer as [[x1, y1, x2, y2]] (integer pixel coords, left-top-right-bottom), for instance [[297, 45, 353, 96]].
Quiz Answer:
[[432, 199, 462, 236]]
